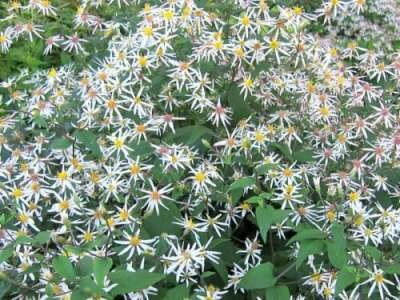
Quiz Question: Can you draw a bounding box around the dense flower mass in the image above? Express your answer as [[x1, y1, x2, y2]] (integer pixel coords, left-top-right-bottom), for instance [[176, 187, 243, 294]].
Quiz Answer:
[[1, 0, 400, 299]]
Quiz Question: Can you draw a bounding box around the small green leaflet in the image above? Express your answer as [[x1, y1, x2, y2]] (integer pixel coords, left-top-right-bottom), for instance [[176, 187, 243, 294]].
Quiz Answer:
[[93, 257, 112, 288], [74, 130, 102, 158], [256, 205, 290, 242], [335, 268, 356, 296], [161, 284, 190, 300], [0, 246, 13, 262], [326, 222, 348, 268], [265, 285, 290, 300], [296, 240, 325, 269], [52, 255, 75, 281], [287, 228, 326, 245], [238, 262, 276, 290], [109, 270, 165, 295], [228, 177, 256, 192], [50, 137, 72, 150]]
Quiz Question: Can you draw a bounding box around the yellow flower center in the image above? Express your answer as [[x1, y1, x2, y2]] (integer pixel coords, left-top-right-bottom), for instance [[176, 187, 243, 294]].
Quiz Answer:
[[119, 209, 129, 221], [57, 171, 68, 181], [241, 15, 250, 26], [12, 188, 23, 199], [195, 171, 206, 183], [136, 124, 146, 133], [59, 199, 70, 211], [270, 39, 280, 50], [17, 213, 29, 224], [130, 164, 141, 175], [163, 9, 174, 21], [348, 191, 359, 203], [114, 138, 124, 149], [130, 235, 141, 246], [375, 273, 384, 284], [213, 39, 223, 50], [138, 55, 148, 67], [143, 26, 154, 38]]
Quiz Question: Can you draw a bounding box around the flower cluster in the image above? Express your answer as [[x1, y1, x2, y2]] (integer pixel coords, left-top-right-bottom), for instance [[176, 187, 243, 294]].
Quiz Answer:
[[1, 0, 400, 299]]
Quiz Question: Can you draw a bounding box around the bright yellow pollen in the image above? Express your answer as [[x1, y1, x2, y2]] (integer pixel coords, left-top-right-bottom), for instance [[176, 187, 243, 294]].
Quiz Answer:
[[244, 78, 253, 88], [241, 15, 250, 26], [130, 235, 141, 246], [293, 6, 303, 15], [182, 6, 191, 17], [57, 171, 68, 181], [0, 35, 6, 44], [326, 210, 336, 222], [143, 26, 154, 37], [163, 9, 174, 21], [319, 105, 330, 117], [213, 39, 224, 50], [17, 213, 29, 224], [59, 199, 70, 211], [83, 231, 93, 242], [195, 171, 206, 183], [114, 138, 124, 149], [270, 39, 280, 50], [311, 272, 321, 283], [138, 55, 148, 67], [119, 209, 129, 221], [348, 191, 359, 202], [254, 130, 265, 142], [353, 214, 364, 226], [323, 287, 332, 297], [235, 47, 245, 58], [48, 68, 57, 78], [12, 188, 23, 198]]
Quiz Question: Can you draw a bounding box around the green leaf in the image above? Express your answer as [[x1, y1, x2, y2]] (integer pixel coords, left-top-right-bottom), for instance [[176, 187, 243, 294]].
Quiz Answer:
[[293, 149, 315, 162], [168, 125, 214, 146], [74, 130, 102, 158], [228, 177, 255, 192], [256, 205, 290, 242], [383, 264, 400, 274], [15, 235, 32, 244], [364, 245, 382, 262], [52, 256, 75, 281], [50, 137, 72, 150], [271, 142, 293, 161], [72, 277, 107, 300], [143, 201, 181, 235], [238, 262, 276, 290], [226, 85, 251, 122], [128, 140, 153, 158], [296, 240, 325, 269], [335, 268, 356, 296], [76, 256, 93, 277], [265, 285, 290, 300], [93, 258, 112, 288], [109, 270, 165, 295], [287, 229, 326, 245], [162, 284, 190, 300], [0, 246, 13, 262], [33, 231, 52, 245], [326, 223, 347, 268]]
